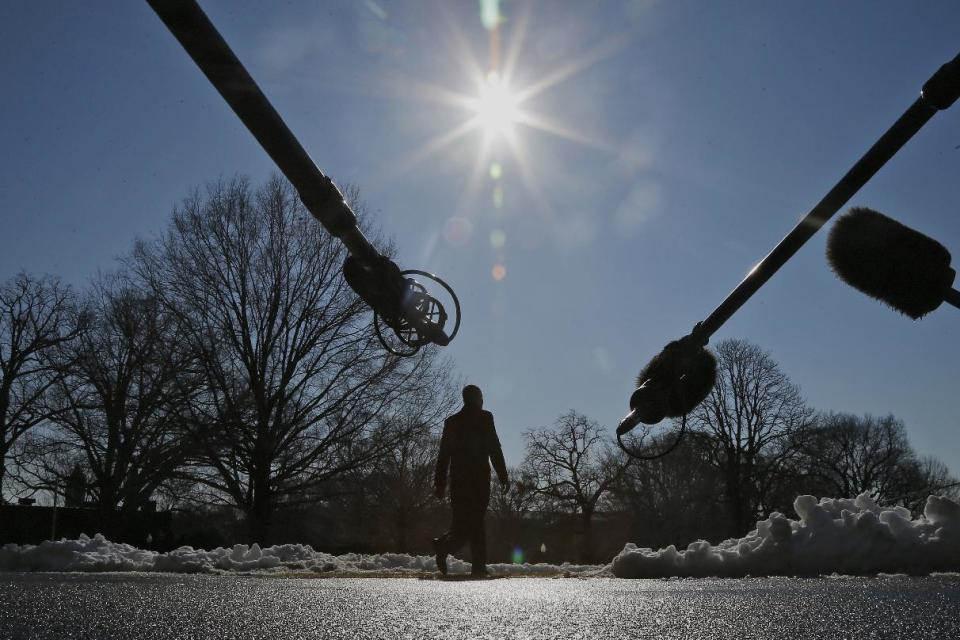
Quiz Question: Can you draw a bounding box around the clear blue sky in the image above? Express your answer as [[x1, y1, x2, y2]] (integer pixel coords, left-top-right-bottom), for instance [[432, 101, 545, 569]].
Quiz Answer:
[[2, 1, 958, 473]]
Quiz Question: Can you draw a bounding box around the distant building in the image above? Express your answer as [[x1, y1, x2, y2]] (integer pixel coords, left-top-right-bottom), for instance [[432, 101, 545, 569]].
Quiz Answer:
[[0, 470, 171, 547]]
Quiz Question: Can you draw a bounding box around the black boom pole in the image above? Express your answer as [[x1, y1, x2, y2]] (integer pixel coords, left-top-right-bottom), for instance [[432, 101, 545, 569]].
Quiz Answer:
[[146, 0, 460, 355], [618, 51, 960, 441], [147, 0, 378, 264], [699, 53, 959, 339]]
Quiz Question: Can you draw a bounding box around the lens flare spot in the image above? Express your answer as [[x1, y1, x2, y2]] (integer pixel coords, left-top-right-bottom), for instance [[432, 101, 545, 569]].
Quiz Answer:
[[540, 543, 548, 554], [492, 263, 507, 281], [512, 546, 525, 564], [493, 185, 504, 209], [489, 162, 503, 180], [479, 0, 502, 31], [490, 229, 506, 249], [442, 216, 473, 246]]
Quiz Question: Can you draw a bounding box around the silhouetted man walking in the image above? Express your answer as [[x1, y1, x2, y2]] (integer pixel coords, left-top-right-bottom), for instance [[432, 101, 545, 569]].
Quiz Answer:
[[433, 384, 508, 577]]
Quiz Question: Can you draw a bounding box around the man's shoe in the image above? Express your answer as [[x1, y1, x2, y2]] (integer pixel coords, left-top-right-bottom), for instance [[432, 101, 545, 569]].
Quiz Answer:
[[433, 538, 447, 575]]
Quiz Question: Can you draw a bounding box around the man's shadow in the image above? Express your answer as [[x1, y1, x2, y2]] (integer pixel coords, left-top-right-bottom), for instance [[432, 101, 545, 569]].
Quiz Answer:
[[418, 574, 507, 582]]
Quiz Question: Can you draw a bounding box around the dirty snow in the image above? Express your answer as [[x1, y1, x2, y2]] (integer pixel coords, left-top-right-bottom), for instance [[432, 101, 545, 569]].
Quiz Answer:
[[0, 534, 603, 576], [613, 492, 960, 578], [5, 493, 960, 579]]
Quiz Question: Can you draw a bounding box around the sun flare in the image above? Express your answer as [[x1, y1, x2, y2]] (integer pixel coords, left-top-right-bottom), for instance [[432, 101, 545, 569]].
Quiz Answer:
[[377, 0, 631, 249], [471, 73, 519, 137]]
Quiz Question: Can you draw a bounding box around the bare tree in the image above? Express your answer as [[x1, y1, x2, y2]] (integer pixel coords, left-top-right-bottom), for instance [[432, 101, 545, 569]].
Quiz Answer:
[[609, 431, 728, 547], [522, 410, 632, 562], [489, 466, 538, 521], [350, 377, 456, 552], [797, 412, 960, 511], [688, 338, 812, 536], [364, 428, 445, 552], [0, 273, 82, 501], [24, 278, 192, 528], [895, 456, 960, 514], [132, 176, 453, 543], [797, 413, 909, 501]]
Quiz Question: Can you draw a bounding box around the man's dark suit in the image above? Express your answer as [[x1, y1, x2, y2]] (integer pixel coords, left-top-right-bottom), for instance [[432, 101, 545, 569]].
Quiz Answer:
[[434, 405, 508, 574]]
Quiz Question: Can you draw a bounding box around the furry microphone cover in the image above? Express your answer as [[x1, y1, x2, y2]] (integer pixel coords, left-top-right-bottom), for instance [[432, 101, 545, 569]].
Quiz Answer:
[[636, 338, 717, 419], [826, 207, 955, 319]]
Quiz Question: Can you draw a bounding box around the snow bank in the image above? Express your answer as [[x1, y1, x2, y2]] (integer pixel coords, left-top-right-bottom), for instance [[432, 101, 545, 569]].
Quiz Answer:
[[612, 493, 960, 578], [10, 493, 953, 579], [0, 535, 604, 576]]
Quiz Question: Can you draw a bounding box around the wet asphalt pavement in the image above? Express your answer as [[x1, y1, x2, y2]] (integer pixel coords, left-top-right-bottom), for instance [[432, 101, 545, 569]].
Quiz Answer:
[[2, 573, 959, 639]]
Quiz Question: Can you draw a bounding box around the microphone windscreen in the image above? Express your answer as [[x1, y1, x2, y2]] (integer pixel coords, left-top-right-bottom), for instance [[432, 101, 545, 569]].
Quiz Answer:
[[826, 207, 955, 319], [636, 339, 716, 418]]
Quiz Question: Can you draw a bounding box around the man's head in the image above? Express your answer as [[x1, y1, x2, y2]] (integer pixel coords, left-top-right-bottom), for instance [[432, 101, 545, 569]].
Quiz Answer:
[[462, 384, 483, 409]]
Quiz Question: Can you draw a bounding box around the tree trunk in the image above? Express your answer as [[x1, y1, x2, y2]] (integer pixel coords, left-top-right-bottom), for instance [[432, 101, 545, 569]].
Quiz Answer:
[[724, 469, 749, 537], [578, 510, 594, 564], [396, 509, 408, 553], [249, 470, 273, 545], [96, 480, 122, 540]]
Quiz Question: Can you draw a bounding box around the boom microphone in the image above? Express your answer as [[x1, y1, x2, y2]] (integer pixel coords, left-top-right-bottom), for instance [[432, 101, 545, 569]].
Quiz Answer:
[[616, 331, 716, 436], [618, 50, 958, 456], [146, 0, 461, 356], [826, 207, 960, 318]]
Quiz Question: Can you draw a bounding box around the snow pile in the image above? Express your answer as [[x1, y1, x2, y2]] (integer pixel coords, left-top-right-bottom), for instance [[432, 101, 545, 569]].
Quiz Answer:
[[0, 534, 604, 576], [11, 493, 954, 579], [612, 493, 960, 578]]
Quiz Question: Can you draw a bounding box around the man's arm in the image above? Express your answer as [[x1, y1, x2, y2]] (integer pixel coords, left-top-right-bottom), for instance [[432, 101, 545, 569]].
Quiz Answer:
[[434, 420, 452, 499], [486, 412, 509, 486]]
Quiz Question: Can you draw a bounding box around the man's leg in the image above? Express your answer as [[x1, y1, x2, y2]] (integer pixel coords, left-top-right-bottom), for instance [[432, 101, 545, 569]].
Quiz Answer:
[[432, 537, 448, 575], [434, 491, 469, 574], [469, 482, 491, 576], [469, 512, 487, 576]]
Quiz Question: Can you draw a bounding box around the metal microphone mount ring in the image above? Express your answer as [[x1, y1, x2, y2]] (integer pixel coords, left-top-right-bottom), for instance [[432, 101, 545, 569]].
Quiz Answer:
[[343, 255, 461, 357]]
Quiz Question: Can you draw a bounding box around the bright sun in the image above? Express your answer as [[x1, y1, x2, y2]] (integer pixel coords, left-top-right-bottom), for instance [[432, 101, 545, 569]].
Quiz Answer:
[[381, 1, 630, 231], [472, 72, 519, 137]]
